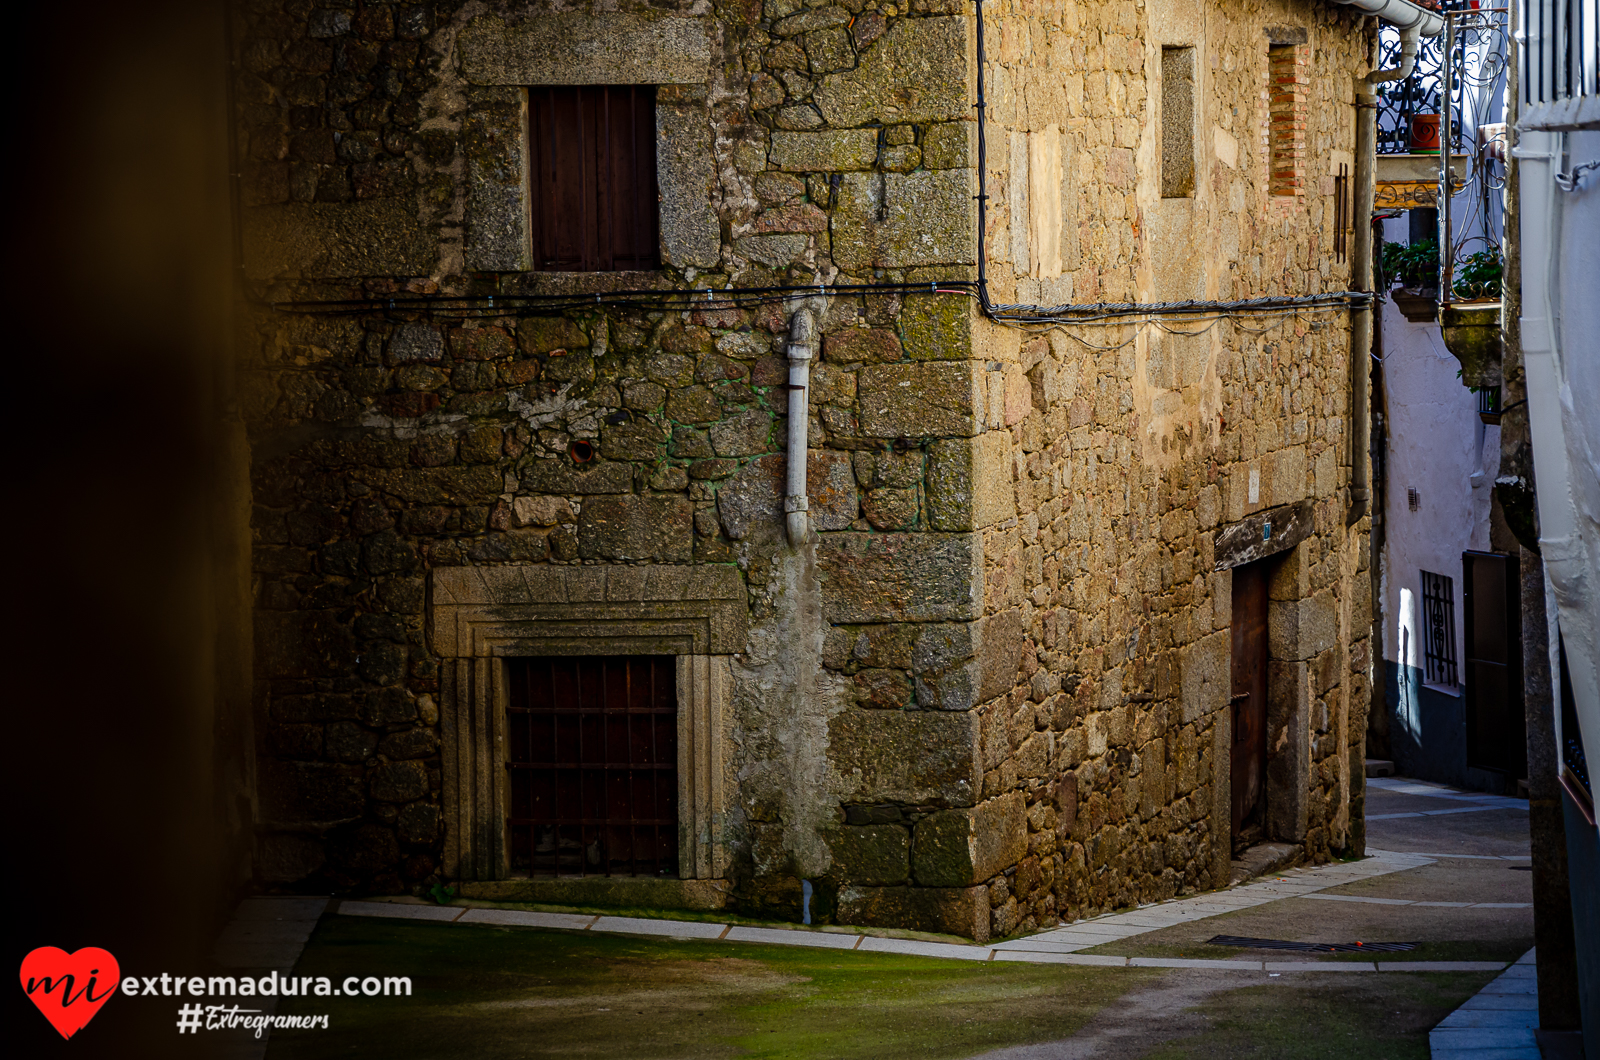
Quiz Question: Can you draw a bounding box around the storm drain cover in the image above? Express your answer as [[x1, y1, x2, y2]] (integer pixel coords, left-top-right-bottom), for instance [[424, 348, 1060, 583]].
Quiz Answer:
[[1207, 935, 1417, 953]]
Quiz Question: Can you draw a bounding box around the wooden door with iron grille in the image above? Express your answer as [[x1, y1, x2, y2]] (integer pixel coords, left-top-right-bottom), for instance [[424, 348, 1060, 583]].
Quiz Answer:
[[1231, 561, 1270, 850], [1464, 551, 1525, 776], [506, 656, 678, 877]]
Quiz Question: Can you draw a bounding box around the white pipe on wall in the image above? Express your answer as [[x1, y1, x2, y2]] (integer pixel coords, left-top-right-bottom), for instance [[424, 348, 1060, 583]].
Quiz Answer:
[[785, 304, 819, 545], [1321, 0, 1445, 37]]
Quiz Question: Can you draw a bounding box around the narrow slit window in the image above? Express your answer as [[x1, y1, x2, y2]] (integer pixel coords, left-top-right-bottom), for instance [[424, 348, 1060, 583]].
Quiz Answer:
[[1161, 47, 1195, 198], [506, 655, 678, 878], [528, 85, 661, 271], [1421, 570, 1459, 687]]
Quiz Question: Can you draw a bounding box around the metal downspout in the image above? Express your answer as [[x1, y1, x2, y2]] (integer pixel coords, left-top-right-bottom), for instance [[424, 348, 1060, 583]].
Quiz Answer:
[[785, 304, 820, 545]]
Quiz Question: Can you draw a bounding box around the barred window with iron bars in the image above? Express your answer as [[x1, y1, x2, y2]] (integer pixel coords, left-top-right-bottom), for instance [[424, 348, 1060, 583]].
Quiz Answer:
[[1421, 570, 1459, 687]]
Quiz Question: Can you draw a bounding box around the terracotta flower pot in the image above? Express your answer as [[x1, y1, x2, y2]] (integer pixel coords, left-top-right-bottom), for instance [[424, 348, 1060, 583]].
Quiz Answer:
[[1410, 113, 1441, 154]]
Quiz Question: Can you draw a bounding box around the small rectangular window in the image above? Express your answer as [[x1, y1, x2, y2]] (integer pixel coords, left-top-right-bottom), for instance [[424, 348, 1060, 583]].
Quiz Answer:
[[1421, 570, 1459, 687], [506, 655, 678, 877], [528, 86, 661, 271], [1161, 47, 1195, 198]]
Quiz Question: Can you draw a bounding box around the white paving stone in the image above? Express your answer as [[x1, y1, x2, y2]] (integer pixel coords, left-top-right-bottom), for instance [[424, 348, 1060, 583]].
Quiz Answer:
[[992, 951, 1127, 966], [456, 908, 596, 930], [590, 916, 725, 939], [1263, 961, 1377, 972], [723, 926, 860, 949], [855, 937, 993, 961], [1301, 893, 1414, 906], [989, 940, 1097, 954], [1128, 957, 1263, 971], [339, 901, 463, 922], [1377, 961, 1508, 972]]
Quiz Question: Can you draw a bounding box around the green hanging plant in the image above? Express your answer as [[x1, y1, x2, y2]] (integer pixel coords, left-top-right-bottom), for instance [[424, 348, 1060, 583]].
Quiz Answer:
[[1381, 239, 1440, 289], [1453, 246, 1503, 300]]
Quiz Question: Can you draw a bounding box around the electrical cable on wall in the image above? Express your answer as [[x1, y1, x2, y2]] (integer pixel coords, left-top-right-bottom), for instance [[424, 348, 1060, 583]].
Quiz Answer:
[[258, 0, 1371, 336]]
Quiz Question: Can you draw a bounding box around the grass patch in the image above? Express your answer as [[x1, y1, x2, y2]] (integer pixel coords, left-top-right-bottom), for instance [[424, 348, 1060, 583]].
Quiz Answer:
[[1140, 971, 1496, 1060], [267, 915, 1153, 1060]]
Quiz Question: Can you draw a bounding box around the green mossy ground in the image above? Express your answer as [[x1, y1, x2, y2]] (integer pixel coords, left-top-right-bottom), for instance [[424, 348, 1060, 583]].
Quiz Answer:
[[267, 916, 1149, 1060]]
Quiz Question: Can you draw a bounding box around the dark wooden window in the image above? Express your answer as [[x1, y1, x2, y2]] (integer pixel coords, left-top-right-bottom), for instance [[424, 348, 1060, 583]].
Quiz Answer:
[[506, 656, 677, 877], [528, 86, 660, 272], [1464, 551, 1525, 775], [1421, 570, 1458, 687]]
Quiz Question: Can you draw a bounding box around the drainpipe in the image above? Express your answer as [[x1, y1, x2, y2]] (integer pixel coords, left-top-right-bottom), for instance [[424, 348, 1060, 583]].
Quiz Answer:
[[785, 303, 820, 545], [1347, 18, 1427, 529]]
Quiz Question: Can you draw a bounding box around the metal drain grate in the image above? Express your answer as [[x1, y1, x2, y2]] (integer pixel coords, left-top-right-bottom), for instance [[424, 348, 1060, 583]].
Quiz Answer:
[[1208, 935, 1418, 953]]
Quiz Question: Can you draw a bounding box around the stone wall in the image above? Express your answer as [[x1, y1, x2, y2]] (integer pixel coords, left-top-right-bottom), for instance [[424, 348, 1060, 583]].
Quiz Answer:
[[939, 0, 1376, 938], [237, 0, 1373, 941]]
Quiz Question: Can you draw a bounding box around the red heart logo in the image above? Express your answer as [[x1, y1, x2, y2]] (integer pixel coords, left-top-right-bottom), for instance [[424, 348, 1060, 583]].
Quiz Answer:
[[20, 946, 121, 1040]]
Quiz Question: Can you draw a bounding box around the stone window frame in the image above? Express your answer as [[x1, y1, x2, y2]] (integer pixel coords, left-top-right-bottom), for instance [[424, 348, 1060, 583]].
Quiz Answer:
[[459, 13, 721, 277], [430, 564, 746, 883]]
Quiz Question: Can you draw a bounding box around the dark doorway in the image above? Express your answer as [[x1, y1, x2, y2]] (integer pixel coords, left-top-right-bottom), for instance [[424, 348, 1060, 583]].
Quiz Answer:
[[1463, 551, 1526, 777], [506, 655, 678, 877], [1231, 560, 1270, 851]]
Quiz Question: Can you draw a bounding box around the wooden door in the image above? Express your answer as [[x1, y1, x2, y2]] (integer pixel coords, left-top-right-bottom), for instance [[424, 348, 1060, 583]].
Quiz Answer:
[[1464, 551, 1525, 776], [1230, 561, 1270, 849]]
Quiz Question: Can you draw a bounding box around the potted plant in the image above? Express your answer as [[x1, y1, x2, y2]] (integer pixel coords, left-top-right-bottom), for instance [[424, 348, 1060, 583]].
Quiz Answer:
[[1382, 238, 1440, 321]]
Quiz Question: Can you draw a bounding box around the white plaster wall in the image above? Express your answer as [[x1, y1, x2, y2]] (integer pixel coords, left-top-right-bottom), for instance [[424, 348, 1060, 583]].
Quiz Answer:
[[1547, 126, 1600, 767], [1378, 217, 1497, 679]]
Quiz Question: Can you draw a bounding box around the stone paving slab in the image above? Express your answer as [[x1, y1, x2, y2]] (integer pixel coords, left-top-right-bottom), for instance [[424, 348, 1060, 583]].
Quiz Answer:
[[456, 908, 596, 930], [856, 937, 994, 961], [989, 940, 1097, 954], [232, 898, 330, 921], [1264, 961, 1378, 972], [1380, 962, 1510, 973], [1460, 994, 1539, 1009], [723, 926, 860, 949], [992, 951, 1129, 967], [1129, 957, 1263, 970], [589, 916, 726, 939], [340, 901, 464, 922], [1428, 949, 1541, 1059]]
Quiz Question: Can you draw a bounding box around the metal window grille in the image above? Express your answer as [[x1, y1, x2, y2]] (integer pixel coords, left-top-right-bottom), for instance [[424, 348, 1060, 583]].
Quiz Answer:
[[506, 656, 678, 878], [1523, 0, 1599, 107], [1334, 163, 1350, 263], [528, 85, 661, 272], [1408, 486, 1421, 511], [1421, 570, 1459, 686]]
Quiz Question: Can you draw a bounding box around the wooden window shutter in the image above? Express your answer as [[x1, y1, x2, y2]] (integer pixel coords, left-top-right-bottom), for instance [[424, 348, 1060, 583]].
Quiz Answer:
[[528, 86, 661, 272]]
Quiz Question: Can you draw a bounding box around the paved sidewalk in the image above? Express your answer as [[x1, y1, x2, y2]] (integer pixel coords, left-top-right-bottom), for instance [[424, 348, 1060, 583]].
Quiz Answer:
[[334, 847, 1501, 974], [1429, 948, 1539, 1059], [212, 897, 329, 1060]]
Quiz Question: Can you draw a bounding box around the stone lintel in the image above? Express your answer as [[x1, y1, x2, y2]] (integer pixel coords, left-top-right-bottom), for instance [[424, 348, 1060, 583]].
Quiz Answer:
[[460, 14, 712, 86], [1212, 500, 1314, 571]]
